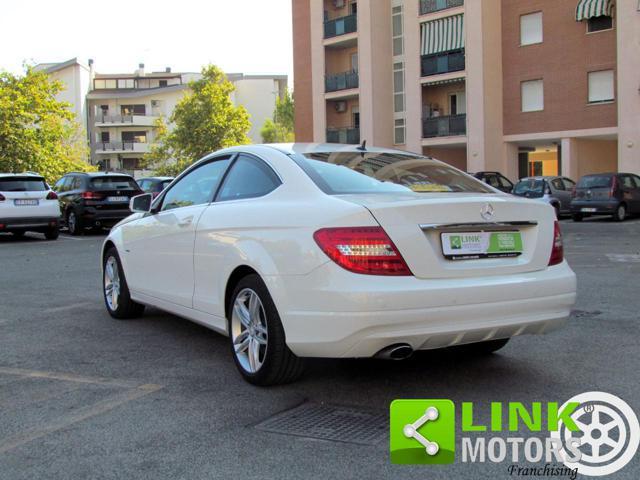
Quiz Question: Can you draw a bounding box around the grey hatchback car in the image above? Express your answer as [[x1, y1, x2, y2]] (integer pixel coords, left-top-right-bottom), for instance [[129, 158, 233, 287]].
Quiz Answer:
[[513, 176, 576, 218]]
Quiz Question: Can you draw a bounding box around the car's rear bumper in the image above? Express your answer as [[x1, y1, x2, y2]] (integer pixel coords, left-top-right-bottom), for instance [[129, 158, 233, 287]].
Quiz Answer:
[[268, 262, 577, 358], [570, 200, 618, 214], [81, 208, 131, 227], [0, 217, 59, 232]]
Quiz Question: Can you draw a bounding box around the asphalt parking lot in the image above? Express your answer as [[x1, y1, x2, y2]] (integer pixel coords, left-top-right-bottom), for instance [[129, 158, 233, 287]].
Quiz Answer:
[[0, 218, 639, 480]]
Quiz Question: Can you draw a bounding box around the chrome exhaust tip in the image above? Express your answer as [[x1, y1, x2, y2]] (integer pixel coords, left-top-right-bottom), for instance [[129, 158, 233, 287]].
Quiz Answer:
[[374, 343, 414, 360]]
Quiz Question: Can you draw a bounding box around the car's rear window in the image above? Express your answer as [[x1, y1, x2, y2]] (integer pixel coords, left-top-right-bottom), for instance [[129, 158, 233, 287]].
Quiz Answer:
[[291, 152, 493, 195], [514, 179, 545, 196], [90, 176, 139, 190], [577, 175, 612, 189], [0, 177, 48, 192]]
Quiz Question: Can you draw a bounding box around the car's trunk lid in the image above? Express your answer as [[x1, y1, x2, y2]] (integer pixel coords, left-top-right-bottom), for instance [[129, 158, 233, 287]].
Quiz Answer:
[[337, 192, 556, 279]]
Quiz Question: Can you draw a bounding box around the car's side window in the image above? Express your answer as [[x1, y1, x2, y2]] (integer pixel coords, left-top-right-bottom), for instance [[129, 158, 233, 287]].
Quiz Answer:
[[551, 178, 564, 191], [138, 180, 149, 192], [54, 177, 68, 192], [486, 175, 501, 188], [499, 175, 513, 188], [631, 175, 640, 189], [216, 154, 281, 202], [161, 158, 232, 212], [563, 178, 576, 190], [620, 175, 634, 190]]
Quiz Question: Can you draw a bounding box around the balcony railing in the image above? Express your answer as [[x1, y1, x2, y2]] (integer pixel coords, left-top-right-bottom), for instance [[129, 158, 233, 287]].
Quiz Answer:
[[324, 14, 357, 38], [326, 127, 360, 144], [325, 71, 359, 92], [92, 141, 150, 153], [422, 114, 466, 138], [420, 0, 464, 15], [421, 49, 465, 77]]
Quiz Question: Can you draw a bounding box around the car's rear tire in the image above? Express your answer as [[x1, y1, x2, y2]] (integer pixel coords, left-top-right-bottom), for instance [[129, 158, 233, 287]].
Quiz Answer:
[[552, 204, 561, 219], [572, 213, 583, 222], [450, 338, 510, 355], [67, 210, 83, 236], [103, 247, 145, 319], [613, 203, 626, 222], [44, 228, 59, 240], [228, 274, 304, 386]]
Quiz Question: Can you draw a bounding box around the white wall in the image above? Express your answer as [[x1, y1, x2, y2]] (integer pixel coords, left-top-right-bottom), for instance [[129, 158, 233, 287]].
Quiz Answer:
[[233, 78, 282, 143], [49, 63, 91, 129]]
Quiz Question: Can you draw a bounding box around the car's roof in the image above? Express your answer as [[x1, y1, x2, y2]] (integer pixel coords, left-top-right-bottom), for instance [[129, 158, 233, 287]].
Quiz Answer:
[[261, 143, 420, 157], [0, 172, 44, 178], [581, 172, 617, 177], [518, 176, 557, 181], [69, 171, 135, 178], [138, 176, 173, 181]]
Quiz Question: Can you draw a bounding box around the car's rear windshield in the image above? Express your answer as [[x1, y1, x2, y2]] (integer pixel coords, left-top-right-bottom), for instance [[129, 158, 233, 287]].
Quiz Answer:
[[513, 179, 545, 196], [577, 175, 612, 189], [291, 152, 493, 195], [0, 177, 48, 192], [90, 176, 139, 190]]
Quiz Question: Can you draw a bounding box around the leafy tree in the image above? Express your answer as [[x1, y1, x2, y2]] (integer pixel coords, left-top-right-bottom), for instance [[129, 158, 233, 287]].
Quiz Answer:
[[0, 66, 93, 184], [144, 65, 251, 176], [260, 88, 295, 143]]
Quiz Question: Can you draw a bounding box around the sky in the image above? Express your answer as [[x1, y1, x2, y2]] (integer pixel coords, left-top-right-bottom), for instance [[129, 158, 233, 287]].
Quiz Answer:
[[0, 0, 294, 82]]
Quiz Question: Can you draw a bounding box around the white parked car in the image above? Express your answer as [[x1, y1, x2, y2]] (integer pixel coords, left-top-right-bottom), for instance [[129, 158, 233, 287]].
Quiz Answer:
[[101, 144, 577, 385], [0, 173, 60, 239]]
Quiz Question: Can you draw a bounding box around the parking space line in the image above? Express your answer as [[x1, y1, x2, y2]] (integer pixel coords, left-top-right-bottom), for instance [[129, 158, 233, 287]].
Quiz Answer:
[[43, 302, 96, 314], [0, 383, 162, 454], [0, 367, 140, 389]]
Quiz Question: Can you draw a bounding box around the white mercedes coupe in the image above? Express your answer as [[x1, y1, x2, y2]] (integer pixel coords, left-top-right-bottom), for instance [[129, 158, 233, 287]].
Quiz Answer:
[[101, 144, 576, 385]]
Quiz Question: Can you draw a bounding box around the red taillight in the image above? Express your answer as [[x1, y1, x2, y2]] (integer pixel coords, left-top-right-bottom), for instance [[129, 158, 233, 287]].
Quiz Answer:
[[82, 191, 104, 200], [609, 176, 618, 198], [548, 221, 564, 266], [46, 191, 58, 200], [313, 227, 412, 276]]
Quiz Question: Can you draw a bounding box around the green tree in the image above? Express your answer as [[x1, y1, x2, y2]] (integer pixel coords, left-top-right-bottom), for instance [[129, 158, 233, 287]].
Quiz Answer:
[[144, 65, 251, 176], [260, 88, 295, 143], [0, 66, 93, 184]]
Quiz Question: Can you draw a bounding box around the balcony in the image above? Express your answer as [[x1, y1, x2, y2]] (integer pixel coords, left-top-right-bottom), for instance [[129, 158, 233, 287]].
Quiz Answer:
[[92, 142, 151, 154], [326, 127, 360, 144], [325, 71, 359, 93], [94, 114, 159, 127], [324, 14, 357, 39], [420, 0, 464, 15], [422, 114, 466, 138], [421, 49, 465, 77]]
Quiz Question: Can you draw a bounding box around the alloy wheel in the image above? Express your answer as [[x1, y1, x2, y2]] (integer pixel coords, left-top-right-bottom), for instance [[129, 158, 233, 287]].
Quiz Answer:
[[617, 205, 626, 222], [68, 211, 77, 233], [104, 256, 120, 311], [231, 288, 268, 374]]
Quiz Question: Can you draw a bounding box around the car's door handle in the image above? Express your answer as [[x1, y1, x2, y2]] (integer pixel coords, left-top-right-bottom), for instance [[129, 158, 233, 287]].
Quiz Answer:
[[178, 216, 193, 227]]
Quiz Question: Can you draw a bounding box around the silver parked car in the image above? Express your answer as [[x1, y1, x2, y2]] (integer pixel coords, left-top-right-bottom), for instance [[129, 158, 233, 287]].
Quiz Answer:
[[513, 176, 576, 218]]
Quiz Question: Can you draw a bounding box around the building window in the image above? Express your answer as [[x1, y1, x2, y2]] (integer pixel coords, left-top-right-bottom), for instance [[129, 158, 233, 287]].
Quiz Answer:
[[521, 79, 544, 112], [520, 12, 543, 46], [120, 105, 146, 116], [587, 15, 613, 32], [588, 70, 615, 103], [159, 80, 168, 87], [394, 119, 406, 145], [117, 79, 135, 89], [94, 79, 116, 89], [393, 62, 405, 113], [122, 131, 147, 143], [392, 6, 403, 56]]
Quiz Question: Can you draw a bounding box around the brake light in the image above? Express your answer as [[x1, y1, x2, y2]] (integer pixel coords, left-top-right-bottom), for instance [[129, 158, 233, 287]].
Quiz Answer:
[[313, 227, 412, 276], [548, 221, 564, 266], [609, 176, 618, 198], [82, 191, 104, 200], [46, 191, 58, 200]]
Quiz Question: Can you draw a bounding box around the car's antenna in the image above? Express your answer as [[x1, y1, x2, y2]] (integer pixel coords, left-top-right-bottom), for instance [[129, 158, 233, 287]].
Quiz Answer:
[[357, 140, 367, 151]]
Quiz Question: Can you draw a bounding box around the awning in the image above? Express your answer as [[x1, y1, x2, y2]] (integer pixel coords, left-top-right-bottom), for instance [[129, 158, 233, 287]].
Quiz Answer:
[[576, 0, 615, 20], [422, 77, 465, 87], [421, 14, 464, 56]]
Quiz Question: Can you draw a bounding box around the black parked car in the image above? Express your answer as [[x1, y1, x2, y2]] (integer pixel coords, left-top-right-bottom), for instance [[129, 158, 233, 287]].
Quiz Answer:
[[137, 177, 174, 198], [571, 173, 640, 222], [472, 171, 514, 193], [53, 172, 143, 235]]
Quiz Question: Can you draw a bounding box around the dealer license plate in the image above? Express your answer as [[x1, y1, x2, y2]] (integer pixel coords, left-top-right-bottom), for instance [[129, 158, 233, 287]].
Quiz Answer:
[[441, 231, 523, 260]]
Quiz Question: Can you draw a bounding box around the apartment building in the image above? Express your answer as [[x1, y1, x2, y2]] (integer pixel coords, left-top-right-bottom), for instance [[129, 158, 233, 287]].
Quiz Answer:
[[292, 0, 640, 179], [37, 59, 288, 177]]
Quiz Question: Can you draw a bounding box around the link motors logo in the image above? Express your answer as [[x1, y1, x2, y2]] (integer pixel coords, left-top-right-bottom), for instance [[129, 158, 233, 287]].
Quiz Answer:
[[390, 392, 639, 477]]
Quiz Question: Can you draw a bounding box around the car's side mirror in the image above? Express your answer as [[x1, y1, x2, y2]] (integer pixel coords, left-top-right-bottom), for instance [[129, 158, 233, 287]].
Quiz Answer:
[[130, 193, 153, 213]]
